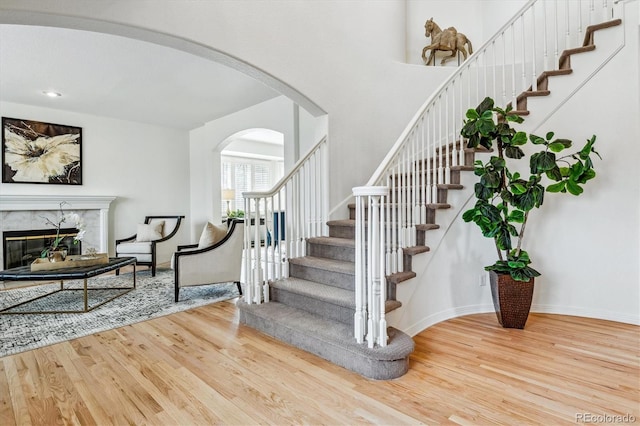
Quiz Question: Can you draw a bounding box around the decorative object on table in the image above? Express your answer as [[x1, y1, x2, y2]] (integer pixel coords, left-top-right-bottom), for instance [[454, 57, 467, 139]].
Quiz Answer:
[[1, 117, 82, 184], [460, 97, 600, 328], [221, 188, 235, 216], [40, 201, 86, 263], [31, 253, 109, 272], [422, 18, 473, 66]]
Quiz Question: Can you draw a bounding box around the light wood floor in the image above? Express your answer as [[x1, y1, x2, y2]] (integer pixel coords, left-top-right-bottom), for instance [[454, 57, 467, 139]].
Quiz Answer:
[[0, 299, 637, 425]]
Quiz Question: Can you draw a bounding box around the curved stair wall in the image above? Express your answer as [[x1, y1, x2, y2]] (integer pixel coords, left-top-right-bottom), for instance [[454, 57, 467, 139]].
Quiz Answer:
[[239, 0, 639, 380], [353, 0, 630, 346]]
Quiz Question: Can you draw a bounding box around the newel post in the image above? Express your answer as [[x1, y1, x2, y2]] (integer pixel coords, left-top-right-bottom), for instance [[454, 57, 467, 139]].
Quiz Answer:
[[352, 186, 389, 347]]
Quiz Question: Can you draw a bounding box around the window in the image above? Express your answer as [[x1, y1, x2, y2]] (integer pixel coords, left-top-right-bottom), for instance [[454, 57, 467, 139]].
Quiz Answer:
[[221, 156, 284, 216]]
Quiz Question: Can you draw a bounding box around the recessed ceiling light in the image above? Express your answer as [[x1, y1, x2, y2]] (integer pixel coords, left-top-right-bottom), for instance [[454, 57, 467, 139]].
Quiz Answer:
[[42, 90, 62, 98]]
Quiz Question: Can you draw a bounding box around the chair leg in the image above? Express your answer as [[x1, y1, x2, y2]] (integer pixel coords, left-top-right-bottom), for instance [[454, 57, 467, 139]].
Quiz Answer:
[[115, 268, 120, 276], [236, 281, 242, 295], [151, 265, 156, 277], [175, 286, 180, 302]]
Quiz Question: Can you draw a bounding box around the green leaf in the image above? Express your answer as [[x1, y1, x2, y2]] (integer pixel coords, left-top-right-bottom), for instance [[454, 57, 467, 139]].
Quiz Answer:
[[546, 166, 563, 182], [566, 180, 584, 195], [547, 181, 566, 193], [545, 131, 555, 140], [508, 261, 526, 269], [531, 151, 557, 174], [506, 113, 524, 123], [510, 183, 527, 194], [548, 142, 567, 153], [505, 146, 525, 159], [493, 224, 513, 251], [511, 131, 527, 146], [462, 209, 477, 222], [507, 210, 525, 223], [474, 182, 495, 200], [489, 156, 506, 169], [476, 97, 494, 114], [481, 171, 502, 188], [530, 134, 547, 145], [466, 109, 479, 120], [577, 168, 596, 184]]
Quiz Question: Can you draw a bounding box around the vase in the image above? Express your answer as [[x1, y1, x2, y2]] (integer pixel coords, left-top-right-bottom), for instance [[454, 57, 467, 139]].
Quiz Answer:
[[489, 271, 534, 329], [47, 249, 68, 262]]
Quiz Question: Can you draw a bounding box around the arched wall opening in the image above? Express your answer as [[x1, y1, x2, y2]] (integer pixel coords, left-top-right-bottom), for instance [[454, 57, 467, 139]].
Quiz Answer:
[[0, 11, 327, 242]]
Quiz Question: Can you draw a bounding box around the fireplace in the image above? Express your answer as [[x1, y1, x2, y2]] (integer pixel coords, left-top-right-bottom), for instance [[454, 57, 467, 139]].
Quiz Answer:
[[3, 228, 82, 269], [0, 195, 116, 271]]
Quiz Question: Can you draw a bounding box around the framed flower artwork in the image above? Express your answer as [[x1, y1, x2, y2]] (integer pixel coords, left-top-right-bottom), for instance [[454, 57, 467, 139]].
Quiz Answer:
[[2, 117, 82, 185]]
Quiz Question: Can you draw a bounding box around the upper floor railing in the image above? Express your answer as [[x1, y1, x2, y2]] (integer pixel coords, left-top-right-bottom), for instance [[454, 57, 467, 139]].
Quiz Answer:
[[242, 136, 328, 304], [353, 0, 621, 347]]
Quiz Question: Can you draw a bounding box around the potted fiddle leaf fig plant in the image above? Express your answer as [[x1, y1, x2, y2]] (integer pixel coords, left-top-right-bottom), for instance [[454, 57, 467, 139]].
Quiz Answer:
[[460, 97, 600, 328]]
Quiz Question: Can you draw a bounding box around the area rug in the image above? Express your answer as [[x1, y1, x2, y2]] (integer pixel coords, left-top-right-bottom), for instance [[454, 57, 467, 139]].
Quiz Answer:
[[0, 270, 240, 358]]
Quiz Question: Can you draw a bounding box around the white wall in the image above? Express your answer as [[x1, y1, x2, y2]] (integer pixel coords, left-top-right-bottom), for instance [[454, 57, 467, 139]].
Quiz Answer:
[[0, 101, 191, 254]]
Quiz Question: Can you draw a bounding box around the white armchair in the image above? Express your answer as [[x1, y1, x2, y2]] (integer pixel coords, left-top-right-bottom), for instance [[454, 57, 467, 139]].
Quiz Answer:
[[173, 219, 244, 302], [115, 215, 185, 277]]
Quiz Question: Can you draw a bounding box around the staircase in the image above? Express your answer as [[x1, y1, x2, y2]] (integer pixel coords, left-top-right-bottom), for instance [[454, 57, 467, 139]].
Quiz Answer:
[[238, 2, 624, 380]]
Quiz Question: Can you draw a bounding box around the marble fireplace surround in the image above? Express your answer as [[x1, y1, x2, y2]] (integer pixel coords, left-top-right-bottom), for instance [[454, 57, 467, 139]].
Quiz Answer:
[[0, 195, 116, 270]]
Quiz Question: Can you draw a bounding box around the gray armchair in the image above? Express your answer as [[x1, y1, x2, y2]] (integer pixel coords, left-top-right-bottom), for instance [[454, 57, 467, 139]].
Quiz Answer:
[[115, 215, 185, 277], [173, 219, 244, 302]]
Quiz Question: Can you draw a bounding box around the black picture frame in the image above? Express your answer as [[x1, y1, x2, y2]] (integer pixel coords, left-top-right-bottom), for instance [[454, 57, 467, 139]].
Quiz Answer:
[[2, 117, 82, 185]]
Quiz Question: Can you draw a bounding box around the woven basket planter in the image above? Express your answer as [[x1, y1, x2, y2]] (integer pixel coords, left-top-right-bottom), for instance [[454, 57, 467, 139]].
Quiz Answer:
[[489, 271, 534, 329]]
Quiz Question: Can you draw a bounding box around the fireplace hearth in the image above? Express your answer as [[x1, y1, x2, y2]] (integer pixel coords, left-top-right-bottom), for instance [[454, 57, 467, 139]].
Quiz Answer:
[[3, 228, 81, 269]]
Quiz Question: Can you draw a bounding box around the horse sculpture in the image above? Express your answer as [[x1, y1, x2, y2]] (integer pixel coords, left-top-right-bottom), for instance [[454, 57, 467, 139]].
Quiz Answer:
[[421, 18, 473, 66]]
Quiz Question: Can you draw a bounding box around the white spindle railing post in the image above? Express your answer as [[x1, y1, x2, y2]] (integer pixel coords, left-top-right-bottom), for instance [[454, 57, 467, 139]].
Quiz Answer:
[[352, 186, 389, 349], [354, 191, 366, 344]]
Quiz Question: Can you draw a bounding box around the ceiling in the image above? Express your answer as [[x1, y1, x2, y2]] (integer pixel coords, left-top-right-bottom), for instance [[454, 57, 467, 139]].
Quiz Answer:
[[0, 24, 281, 131]]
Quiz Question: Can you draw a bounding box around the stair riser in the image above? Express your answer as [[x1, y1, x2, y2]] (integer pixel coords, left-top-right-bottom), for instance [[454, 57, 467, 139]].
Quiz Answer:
[[270, 286, 354, 326], [329, 225, 355, 239], [288, 263, 354, 290], [306, 241, 355, 263]]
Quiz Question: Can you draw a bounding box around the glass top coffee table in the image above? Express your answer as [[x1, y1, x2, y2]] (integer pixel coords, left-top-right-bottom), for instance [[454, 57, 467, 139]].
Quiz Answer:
[[0, 257, 136, 314]]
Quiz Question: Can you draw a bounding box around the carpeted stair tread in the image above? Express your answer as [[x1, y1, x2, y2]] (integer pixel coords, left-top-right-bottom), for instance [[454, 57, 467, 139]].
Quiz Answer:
[[327, 219, 355, 227], [237, 300, 415, 380], [270, 277, 354, 308], [306, 236, 355, 248], [288, 256, 355, 275]]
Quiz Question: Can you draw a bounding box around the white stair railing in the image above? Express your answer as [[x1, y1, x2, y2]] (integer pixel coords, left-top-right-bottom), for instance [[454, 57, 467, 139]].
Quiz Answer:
[[352, 0, 621, 346], [243, 136, 328, 304]]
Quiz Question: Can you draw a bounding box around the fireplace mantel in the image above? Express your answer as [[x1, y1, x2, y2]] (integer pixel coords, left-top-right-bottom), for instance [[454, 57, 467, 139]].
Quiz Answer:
[[0, 195, 116, 269], [0, 195, 115, 212]]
